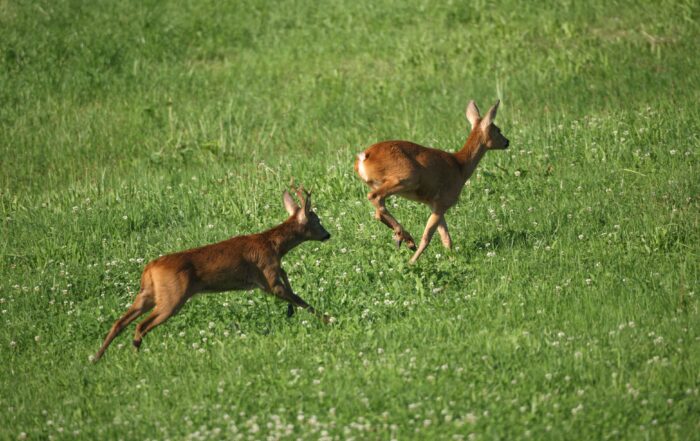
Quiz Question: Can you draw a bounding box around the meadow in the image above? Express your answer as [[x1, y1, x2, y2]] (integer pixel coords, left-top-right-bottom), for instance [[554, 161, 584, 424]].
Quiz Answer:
[[1, 0, 699, 439]]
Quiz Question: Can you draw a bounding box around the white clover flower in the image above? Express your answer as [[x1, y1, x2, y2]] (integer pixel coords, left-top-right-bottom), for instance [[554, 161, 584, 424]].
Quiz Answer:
[[465, 412, 478, 424]]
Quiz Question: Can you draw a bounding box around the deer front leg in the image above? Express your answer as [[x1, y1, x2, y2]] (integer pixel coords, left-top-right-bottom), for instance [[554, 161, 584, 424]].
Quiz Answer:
[[368, 179, 417, 250], [265, 268, 329, 324], [280, 269, 296, 318], [437, 217, 452, 249], [410, 212, 444, 264], [374, 202, 416, 250]]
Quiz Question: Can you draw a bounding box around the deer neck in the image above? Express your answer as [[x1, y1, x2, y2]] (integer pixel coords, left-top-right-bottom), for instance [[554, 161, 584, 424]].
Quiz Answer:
[[454, 129, 486, 182], [267, 218, 305, 257]]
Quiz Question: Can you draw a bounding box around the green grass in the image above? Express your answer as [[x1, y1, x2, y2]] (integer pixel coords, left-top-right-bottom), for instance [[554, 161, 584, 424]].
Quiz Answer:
[[2, 0, 699, 439]]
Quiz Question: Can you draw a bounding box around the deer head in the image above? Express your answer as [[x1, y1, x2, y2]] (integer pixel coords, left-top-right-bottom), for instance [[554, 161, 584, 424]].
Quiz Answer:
[[466, 100, 509, 150], [283, 186, 331, 242]]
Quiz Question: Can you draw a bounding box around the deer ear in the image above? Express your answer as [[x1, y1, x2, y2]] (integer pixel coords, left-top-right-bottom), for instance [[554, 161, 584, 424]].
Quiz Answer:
[[466, 100, 481, 128], [480, 100, 500, 129], [283, 191, 299, 215]]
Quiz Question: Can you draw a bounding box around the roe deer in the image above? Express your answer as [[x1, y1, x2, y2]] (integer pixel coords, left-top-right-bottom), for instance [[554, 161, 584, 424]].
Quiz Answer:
[[354, 100, 509, 263], [93, 186, 331, 362]]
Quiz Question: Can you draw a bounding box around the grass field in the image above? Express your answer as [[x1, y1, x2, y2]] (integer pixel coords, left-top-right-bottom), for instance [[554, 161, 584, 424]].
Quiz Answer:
[[2, 0, 699, 439]]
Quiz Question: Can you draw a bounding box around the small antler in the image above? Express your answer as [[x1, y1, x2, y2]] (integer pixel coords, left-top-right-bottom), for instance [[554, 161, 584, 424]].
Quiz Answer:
[[289, 177, 311, 211], [296, 185, 311, 211], [295, 185, 303, 199]]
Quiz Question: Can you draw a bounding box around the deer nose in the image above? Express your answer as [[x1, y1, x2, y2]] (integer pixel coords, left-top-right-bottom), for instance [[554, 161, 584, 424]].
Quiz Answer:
[[504, 139, 510, 148], [322, 233, 331, 242]]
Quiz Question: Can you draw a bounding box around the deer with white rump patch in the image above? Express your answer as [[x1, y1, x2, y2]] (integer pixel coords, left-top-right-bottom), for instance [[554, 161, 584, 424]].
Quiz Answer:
[[93, 185, 331, 362], [355, 100, 509, 263]]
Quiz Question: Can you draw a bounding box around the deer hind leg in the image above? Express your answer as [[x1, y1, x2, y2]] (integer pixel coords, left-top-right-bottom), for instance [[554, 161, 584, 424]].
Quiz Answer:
[[93, 292, 153, 362], [133, 274, 188, 350], [410, 212, 444, 264], [132, 304, 181, 350], [437, 217, 452, 249], [367, 179, 417, 250]]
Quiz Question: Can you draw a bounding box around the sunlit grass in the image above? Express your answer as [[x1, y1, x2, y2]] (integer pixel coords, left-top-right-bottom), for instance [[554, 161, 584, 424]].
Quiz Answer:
[[1, 0, 699, 439]]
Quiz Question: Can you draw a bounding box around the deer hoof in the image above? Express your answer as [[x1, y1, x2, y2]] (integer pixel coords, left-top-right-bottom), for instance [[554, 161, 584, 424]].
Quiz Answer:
[[132, 339, 142, 350], [402, 233, 417, 251], [394, 231, 416, 251]]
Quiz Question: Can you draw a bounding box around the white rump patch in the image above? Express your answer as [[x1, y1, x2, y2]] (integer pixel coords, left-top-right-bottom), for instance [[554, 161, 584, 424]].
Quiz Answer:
[[357, 153, 369, 182]]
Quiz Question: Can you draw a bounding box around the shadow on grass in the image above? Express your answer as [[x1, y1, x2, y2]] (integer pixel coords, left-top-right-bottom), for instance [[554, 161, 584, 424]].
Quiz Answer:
[[469, 228, 533, 252]]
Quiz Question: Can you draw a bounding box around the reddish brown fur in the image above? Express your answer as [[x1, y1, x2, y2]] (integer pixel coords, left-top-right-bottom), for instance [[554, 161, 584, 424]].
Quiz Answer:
[[355, 100, 509, 263], [93, 187, 330, 362]]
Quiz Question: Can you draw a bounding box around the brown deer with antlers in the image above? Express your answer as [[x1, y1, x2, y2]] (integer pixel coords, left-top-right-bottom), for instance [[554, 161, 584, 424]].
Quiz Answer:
[[93, 186, 331, 362], [355, 100, 509, 263]]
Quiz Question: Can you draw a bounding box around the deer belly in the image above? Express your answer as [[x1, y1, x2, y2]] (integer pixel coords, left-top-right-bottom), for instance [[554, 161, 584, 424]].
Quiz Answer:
[[198, 273, 257, 293], [400, 189, 435, 205]]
